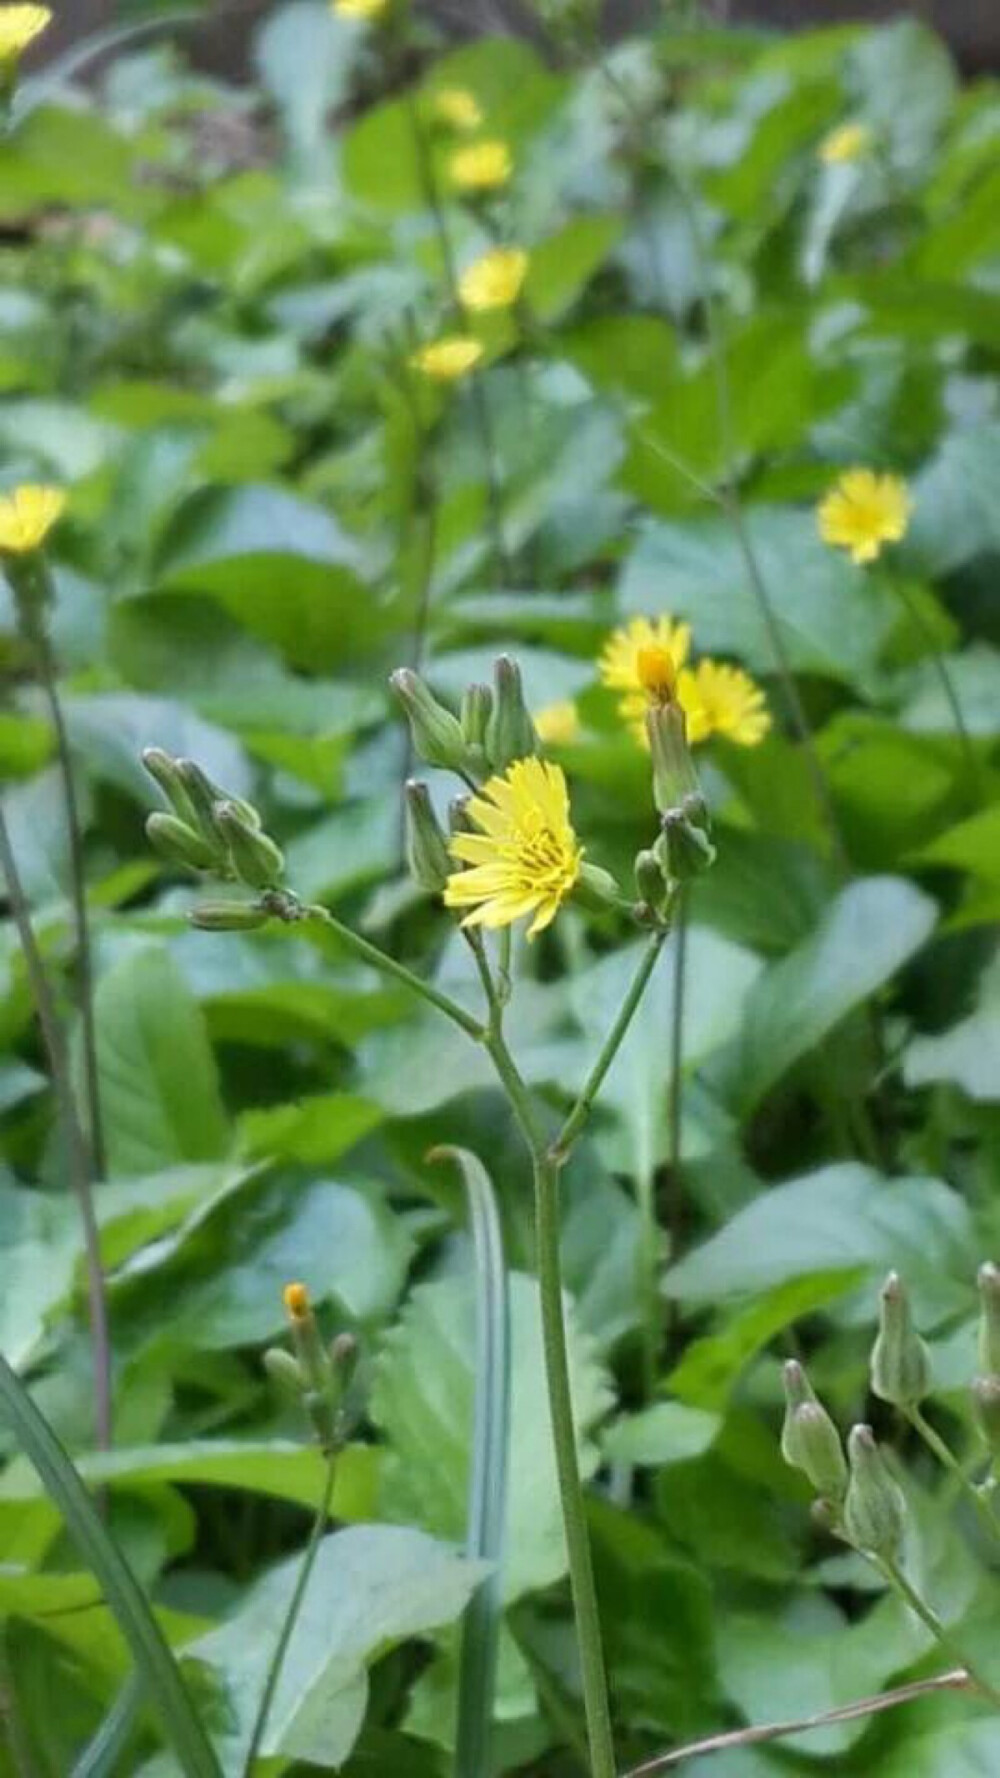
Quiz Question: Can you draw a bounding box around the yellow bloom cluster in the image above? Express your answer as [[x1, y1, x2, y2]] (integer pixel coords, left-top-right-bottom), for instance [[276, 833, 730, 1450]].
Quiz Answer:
[[458, 246, 529, 313], [449, 139, 512, 193], [817, 468, 911, 565], [410, 335, 484, 381], [819, 120, 873, 165], [0, 4, 50, 63], [444, 756, 582, 938], [599, 615, 770, 749], [432, 87, 483, 132], [0, 483, 65, 553]]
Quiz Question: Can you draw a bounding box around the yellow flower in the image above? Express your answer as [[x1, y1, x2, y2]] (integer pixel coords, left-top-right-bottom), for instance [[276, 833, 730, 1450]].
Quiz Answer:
[[0, 4, 51, 63], [432, 87, 483, 131], [444, 756, 582, 938], [599, 615, 692, 742], [0, 483, 65, 553], [819, 120, 873, 165], [817, 468, 911, 565], [332, 0, 387, 17], [459, 246, 529, 312], [676, 659, 771, 747], [449, 139, 512, 193], [534, 700, 579, 746], [410, 335, 484, 382]]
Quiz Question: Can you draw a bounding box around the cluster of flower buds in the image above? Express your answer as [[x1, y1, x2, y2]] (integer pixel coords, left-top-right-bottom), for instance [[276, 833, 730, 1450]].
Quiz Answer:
[[781, 1355, 905, 1559], [264, 1283, 358, 1456], [142, 747, 286, 929], [974, 1263, 1000, 1473], [391, 653, 539, 782], [634, 657, 716, 924]]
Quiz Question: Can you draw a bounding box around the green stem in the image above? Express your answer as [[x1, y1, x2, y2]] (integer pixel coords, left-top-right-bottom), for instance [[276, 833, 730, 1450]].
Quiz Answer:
[[906, 1407, 1000, 1544], [892, 580, 980, 806], [242, 1455, 338, 1776], [876, 1553, 1000, 1709], [302, 903, 484, 1041], [554, 927, 669, 1161]]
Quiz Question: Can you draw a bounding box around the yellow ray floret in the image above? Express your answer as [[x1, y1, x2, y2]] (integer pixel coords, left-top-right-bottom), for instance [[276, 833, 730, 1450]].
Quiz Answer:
[[599, 614, 692, 742], [410, 335, 484, 381], [459, 246, 529, 312], [819, 120, 873, 165], [432, 87, 482, 131], [444, 756, 582, 939], [676, 658, 771, 747], [0, 483, 66, 553], [0, 5, 51, 62], [449, 139, 512, 192], [534, 700, 580, 746], [332, 0, 387, 18], [817, 468, 911, 565]]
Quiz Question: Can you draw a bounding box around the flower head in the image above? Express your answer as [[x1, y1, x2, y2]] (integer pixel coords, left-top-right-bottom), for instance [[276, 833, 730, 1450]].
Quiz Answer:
[[459, 246, 529, 312], [0, 483, 65, 554], [410, 335, 484, 382], [819, 120, 873, 165], [0, 4, 51, 63], [676, 659, 771, 747], [534, 700, 579, 746], [332, 0, 387, 17], [283, 1281, 311, 1320], [432, 86, 482, 131], [817, 468, 911, 565], [599, 615, 692, 742], [444, 756, 582, 938], [449, 139, 512, 192]]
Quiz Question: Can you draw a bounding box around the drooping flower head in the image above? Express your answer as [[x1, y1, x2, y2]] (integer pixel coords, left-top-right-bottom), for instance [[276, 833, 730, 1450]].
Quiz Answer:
[[819, 120, 873, 165], [459, 246, 529, 312], [0, 483, 65, 554], [410, 335, 484, 382], [817, 468, 911, 565], [676, 659, 772, 747], [599, 615, 692, 743], [534, 700, 580, 746], [449, 139, 513, 193], [432, 87, 483, 131], [0, 4, 51, 64], [444, 756, 582, 938], [332, 0, 387, 18]]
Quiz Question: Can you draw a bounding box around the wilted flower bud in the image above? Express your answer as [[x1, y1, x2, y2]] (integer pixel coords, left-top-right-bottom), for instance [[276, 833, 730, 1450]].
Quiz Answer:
[[485, 655, 538, 772], [978, 1264, 1000, 1377], [215, 801, 285, 891], [189, 900, 269, 932], [783, 1403, 848, 1501], [390, 668, 469, 773], [843, 1424, 905, 1557], [646, 701, 701, 818], [146, 812, 218, 873], [972, 1377, 1000, 1461], [871, 1272, 931, 1409], [404, 780, 451, 893]]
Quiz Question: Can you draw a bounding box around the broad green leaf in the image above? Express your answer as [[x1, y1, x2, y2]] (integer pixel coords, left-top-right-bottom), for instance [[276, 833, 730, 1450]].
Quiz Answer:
[[239, 1094, 382, 1164], [524, 216, 622, 322], [903, 423, 1000, 576], [873, 1720, 1000, 1777], [904, 956, 1000, 1103], [914, 804, 1000, 880], [668, 1272, 859, 1410], [603, 1401, 721, 1468], [851, 19, 956, 167], [255, 1, 359, 175], [0, 1183, 79, 1368]]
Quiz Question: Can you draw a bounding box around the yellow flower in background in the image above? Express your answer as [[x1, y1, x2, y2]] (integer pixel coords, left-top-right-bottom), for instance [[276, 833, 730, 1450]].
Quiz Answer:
[[449, 139, 513, 192], [819, 120, 873, 165], [0, 4, 51, 63], [444, 756, 582, 938], [535, 700, 580, 746], [817, 468, 911, 565], [410, 335, 484, 381], [432, 87, 483, 131], [332, 0, 387, 18], [599, 615, 692, 742], [0, 483, 65, 553], [677, 659, 771, 747], [459, 246, 529, 312]]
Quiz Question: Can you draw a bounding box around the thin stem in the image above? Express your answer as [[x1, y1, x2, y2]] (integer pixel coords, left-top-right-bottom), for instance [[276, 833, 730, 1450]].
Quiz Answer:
[[242, 1454, 338, 1776], [876, 1554, 1000, 1709], [621, 1669, 970, 1775], [906, 1406, 1000, 1543], [892, 580, 980, 805], [666, 891, 687, 1240], [554, 927, 670, 1161], [0, 805, 112, 1452], [302, 902, 484, 1041]]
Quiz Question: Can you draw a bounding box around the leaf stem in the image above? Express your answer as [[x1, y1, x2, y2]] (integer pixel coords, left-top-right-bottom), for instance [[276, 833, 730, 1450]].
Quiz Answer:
[[906, 1406, 1000, 1543], [553, 926, 670, 1162]]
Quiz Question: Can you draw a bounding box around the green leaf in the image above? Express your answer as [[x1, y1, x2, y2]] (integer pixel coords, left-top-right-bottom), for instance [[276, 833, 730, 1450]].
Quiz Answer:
[[872, 1720, 1000, 1777], [602, 1401, 721, 1468], [238, 1094, 382, 1165], [255, 1, 359, 174], [524, 216, 622, 322], [89, 946, 229, 1179], [668, 1272, 859, 1411], [851, 18, 956, 168], [903, 423, 1000, 577], [904, 956, 1000, 1104], [914, 803, 1000, 880]]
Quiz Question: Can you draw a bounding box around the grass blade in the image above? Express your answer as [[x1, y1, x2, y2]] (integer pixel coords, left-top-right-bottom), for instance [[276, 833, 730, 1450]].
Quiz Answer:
[[0, 1357, 221, 1778], [71, 1675, 143, 1778], [431, 1146, 511, 1778]]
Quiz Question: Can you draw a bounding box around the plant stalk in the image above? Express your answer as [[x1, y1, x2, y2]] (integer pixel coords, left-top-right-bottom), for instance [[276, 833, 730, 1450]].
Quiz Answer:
[[906, 1406, 1000, 1543], [302, 902, 483, 1040], [875, 1554, 1000, 1709]]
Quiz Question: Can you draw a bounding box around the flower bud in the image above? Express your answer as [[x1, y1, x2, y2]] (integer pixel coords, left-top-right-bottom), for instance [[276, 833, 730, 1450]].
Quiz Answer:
[[810, 1496, 845, 1539], [461, 683, 493, 754], [263, 1347, 305, 1396], [330, 1331, 359, 1382], [146, 812, 218, 873], [449, 795, 473, 836], [654, 803, 716, 886], [871, 1272, 931, 1409], [634, 847, 668, 913], [571, 861, 622, 916], [977, 1263, 1000, 1377], [783, 1403, 848, 1500], [390, 668, 469, 773], [646, 701, 701, 818], [215, 800, 285, 891], [485, 655, 538, 772], [973, 1377, 1000, 1461], [142, 747, 201, 830], [843, 1424, 905, 1557], [189, 900, 269, 931], [404, 780, 451, 893]]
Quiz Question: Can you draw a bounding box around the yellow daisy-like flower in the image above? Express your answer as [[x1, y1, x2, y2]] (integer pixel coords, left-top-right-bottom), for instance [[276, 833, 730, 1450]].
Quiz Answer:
[[0, 4, 51, 63], [432, 87, 483, 131], [817, 468, 911, 565], [449, 139, 513, 193], [0, 483, 66, 554], [410, 335, 484, 382], [599, 615, 692, 743], [459, 246, 529, 313], [332, 0, 387, 16], [444, 756, 582, 939], [819, 120, 873, 165], [534, 700, 579, 746], [676, 659, 771, 747]]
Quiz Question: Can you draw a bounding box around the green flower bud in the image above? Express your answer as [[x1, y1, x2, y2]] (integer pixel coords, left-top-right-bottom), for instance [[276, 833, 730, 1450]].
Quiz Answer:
[[810, 1496, 845, 1539], [646, 701, 701, 818], [781, 1360, 819, 1464], [142, 747, 202, 830], [485, 655, 538, 772], [215, 800, 285, 891], [843, 1424, 905, 1557], [783, 1402, 849, 1500], [634, 847, 668, 913], [390, 668, 469, 773], [449, 795, 473, 836], [146, 811, 218, 873], [404, 780, 452, 893], [978, 1263, 1000, 1377], [654, 803, 716, 886], [972, 1377, 1000, 1461], [871, 1272, 931, 1409], [189, 900, 269, 931], [263, 1348, 304, 1396], [174, 758, 230, 850], [461, 683, 493, 755], [571, 861, 622, 916], [330, 1331, 359, 1384]]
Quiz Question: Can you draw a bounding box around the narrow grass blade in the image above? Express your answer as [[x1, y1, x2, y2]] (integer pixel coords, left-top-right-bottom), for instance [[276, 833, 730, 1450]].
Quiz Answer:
[[71, 1675, 143, 1778], [431, 1146, 511, 1778], [0, 1357, 221, 1778]]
